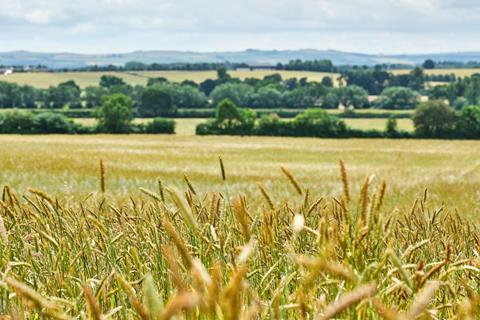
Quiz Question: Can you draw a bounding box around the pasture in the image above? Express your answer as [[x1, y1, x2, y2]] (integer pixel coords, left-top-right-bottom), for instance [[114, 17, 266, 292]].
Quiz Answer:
[[0, 70, 338, 89]]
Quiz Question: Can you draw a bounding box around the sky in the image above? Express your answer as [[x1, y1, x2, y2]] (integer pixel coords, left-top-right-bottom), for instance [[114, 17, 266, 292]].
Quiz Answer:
[[1, 0, 480, 54]]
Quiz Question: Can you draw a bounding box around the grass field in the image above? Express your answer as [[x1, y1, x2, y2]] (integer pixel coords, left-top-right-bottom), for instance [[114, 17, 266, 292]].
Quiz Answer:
[[0, 70, 339, 89], [0, 134, 479, 318]]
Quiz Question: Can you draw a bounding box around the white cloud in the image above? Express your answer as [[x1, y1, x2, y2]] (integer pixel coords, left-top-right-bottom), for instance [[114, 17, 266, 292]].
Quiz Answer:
[[0, 0, 480, 52]]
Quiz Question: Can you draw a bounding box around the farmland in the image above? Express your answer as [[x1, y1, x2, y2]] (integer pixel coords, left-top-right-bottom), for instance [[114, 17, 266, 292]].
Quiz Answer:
[[393, 68, 480, 77], [0, 135, 479, 318], [0, 135, 477, 213], [0, 70, 339, 89]]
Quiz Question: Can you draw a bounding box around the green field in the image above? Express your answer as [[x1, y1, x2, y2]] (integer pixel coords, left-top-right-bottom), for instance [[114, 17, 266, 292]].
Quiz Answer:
[[0, 70, 339, 89]]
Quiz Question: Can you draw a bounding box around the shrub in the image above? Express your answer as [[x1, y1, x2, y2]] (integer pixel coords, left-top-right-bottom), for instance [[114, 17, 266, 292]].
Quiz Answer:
[[96, 94, 134, 133], [0, 111, 87, 134], [145, 118, 176, 134], [413, 100, 457, 138], [33, 112, 75, 134], [0, 110, 36, 134], [385, 117, 399, 138], [292, 108, 347, 137], [255, 113, 287, 136]]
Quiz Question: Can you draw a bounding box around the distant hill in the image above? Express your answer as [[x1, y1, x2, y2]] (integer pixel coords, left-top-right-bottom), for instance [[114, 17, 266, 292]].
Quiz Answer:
[[3, 49, 480, 69]]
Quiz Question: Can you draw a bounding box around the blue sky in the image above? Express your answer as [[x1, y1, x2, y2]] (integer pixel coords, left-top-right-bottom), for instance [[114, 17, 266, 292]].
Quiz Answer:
[[1, 0, 479, 53]]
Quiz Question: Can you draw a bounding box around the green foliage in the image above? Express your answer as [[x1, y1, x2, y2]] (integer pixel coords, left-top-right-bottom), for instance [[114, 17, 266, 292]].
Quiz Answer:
[[197, 99, 256, 135], [147, 77, 168, 86], [45, 81, 82, 109], [33, 112, 75, 133], [250, 87, 283, 108], [413, 101, 457, 138], [375, 87, 420, 109], [283, 85, 324, 109], [210, 83, 254, 107], [0, 110, 35, 133], [0, 110, 82, 134], [457, 105, 480, 138], [96, 94, 134, 133], [321, 90, 340, 109], [292, 108, 347, 137], [338, 85, 369, 109], [167, 84, 208, 109], [139, 86, 175, 117], [99, 75, 126, 88], [423, 59, 435, 69], [84, 86, 108, 108], [0, 81, 42, 108], [144, 118, 176, 134], [452, 97, 469, 110]]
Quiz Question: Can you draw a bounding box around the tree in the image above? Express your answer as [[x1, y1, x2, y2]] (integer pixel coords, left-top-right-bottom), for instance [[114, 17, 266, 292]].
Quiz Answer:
[[216, 99, 242, 128], [213, 98, 256, 133], [457, 105, 480, 138], [250, 87, 283, 109], [423, 59, 435, 69], [463, 75, 480, 105], [216, 67, 230, 80], [375, 87, 420, 109], [100, 75, 126, 88], [385, 117, 399, 137], [283, 84, 325, 108], [147, 77, 168, 86], [321, 77, 334, 87], [84, 86, 108, 108], [96, 94, 133, 133], [321, 90, 340, 109], [139, 86, 175, 117], [200, 79, 217, 96], [338, 85, 369, 109], [45, 81, 82, 109], [210, 83, 254, 107], [167, 84, 208, 109], [413, 101, 457, 138]]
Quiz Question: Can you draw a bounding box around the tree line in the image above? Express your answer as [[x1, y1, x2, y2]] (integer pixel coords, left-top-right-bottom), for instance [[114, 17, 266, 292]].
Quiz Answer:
[[1, 66, 476, 113], [197, 98, 480, 139], [0, 67, 449, 113]]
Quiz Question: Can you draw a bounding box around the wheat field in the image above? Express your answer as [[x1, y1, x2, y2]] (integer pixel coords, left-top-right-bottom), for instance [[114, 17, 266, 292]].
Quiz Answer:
[[0, 135, 479, 319], [0, 70, 338, 89], [392, 68, 480, 77]]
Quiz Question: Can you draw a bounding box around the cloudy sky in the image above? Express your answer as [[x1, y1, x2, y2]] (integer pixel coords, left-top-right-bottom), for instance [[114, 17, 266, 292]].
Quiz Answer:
[[1, 0, 479, 54]]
